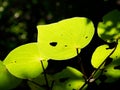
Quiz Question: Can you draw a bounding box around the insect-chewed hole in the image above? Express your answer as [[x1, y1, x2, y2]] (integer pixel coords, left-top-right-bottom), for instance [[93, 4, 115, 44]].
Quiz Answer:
[[65, 45, 67, 47], [49, 42, 57, 47], [72, 89, 76, 90], [59, 78, 69, 82], [68, 84, 71, 86], [85, 36, 88, 39], [114, 65, 120, 69]]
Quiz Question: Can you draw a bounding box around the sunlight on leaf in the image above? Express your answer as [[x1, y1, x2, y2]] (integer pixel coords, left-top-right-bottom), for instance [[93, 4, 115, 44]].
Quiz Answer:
[[28, 66, 86, 90], [103, 40, 120, 83], [3, 43, 48, 79], [91, 44, 114, 68], [28, 74, 53, 90], [37, 17, 94, 60], [52, 66, 86, 90], [0, 60, 22, 90], [97, 9, 120, 42]]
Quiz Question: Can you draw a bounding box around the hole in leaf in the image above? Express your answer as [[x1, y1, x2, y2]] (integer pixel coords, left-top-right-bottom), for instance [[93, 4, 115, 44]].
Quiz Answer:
[[68, 84, 71, 86], [50, 42, 57, 46], [65, 45, 67, 47], [104, 69, 107, 72], [116, 56, 118, 59], [72, 89, 76, 90], [85, 36, 88, 39], [59, 78, 69, 82], [105, 58, 113, 66], [114, 65, 120, 69]]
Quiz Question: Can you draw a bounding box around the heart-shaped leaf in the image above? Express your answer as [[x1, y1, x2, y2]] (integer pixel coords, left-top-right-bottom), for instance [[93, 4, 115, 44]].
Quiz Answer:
[[52, 66, 86, 90], [97, 9, 120, 42], [28, 66, 86, 90], [0, 60, 22, 90], [91, 44, 114, 68], [3, 43, 48, 79], [37, 17, 94, 60], [103, 40, 120, 83]]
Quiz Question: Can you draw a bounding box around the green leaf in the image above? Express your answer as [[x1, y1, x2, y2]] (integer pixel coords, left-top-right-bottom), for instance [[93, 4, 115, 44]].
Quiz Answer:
[[3, 43, 48, 79], [103, 40, 120, 83], [28, 66, 86, 90], [28, 74, 53, 90], [37, 17, 94, 60], [91, 44, 114, 68], [52, 66, 86, 90], [0, 60, 22, 90], [97, 9, 120, 42]]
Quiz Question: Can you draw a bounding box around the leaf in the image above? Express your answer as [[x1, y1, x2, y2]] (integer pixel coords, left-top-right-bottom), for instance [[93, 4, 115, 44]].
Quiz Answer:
[[3, 43, 48, 79], [0, 60, 22, 90], [97, 9, 120, 42], [103, 40, 120, 83], [91, 44, 114, 68], [28, 74, 53, 90], [28, 66, 86, 90], [52, 66, 86, 90], [37, 17, 94, 60]]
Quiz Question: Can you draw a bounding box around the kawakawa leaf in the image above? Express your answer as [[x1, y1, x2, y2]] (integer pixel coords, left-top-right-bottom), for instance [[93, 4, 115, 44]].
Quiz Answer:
[[0, 60, 22, 90], [37, 17, 94, 60], [91, 44, 114, 68], [103, 39, 120, 83], [97, 9, 120, 42], [28, 74, 53, 90], [3, 43, 48, 79], [52, 66, 86, 90], [28, 66, 86, 90]]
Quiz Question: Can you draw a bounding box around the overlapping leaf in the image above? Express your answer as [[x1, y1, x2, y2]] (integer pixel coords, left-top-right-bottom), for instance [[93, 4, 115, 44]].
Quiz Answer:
[[28, 66, 86, 90], [97, 9, 120, 42], [0, 60, 22, 90], [91, 44, 114, 68], [52, 66, 86, 90], [37, 17, 94, 60], [103, 40, 120, 83], [3, 43, 48, 79]]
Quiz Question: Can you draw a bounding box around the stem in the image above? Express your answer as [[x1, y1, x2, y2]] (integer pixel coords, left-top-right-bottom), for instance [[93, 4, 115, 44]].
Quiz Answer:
[[41, 60, 50, 90], [91, 41, 118, 78], [76, 48, 87, 79], [50, 80, 55, 90], [79, 40, 118, 90], [28, 79, 43, 87]]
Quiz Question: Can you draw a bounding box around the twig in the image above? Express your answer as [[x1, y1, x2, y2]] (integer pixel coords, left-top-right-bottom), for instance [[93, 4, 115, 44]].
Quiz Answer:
[[40, 60, 50, 90], [79, 40, 118, 90]]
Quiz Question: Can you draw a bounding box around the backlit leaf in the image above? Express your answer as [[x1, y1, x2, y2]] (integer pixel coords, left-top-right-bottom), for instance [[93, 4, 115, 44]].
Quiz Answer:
[[0, 60, 22, 90], [37, 17, 94, 60], [3, 43, 48, 79], [103, 40, 120, 83], [91, 44, 114, 68], [52, 66, 86, 90], [28, 66, 86, 90], [97, 9, 120, 42]]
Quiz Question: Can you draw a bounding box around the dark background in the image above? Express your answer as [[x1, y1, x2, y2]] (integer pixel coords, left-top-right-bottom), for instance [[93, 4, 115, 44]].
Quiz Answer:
[[0, 0, 120, 90]]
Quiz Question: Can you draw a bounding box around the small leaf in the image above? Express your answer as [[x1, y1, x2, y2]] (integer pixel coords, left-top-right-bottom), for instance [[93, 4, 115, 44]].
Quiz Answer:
[[91, 44, 114, 68], [28, 66, 86, 90], [0, 60, 22, 90], [103, 40, 120, 83], [52, 66, 86, 90], [3, 43, 48, 79], [97, 9, 120, 42], [37, 17, 94, 60]]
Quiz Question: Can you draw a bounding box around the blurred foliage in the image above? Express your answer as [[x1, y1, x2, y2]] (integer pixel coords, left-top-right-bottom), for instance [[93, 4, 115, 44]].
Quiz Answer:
[[0, 0, 119, 59], [0, 0, 120, 90]]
